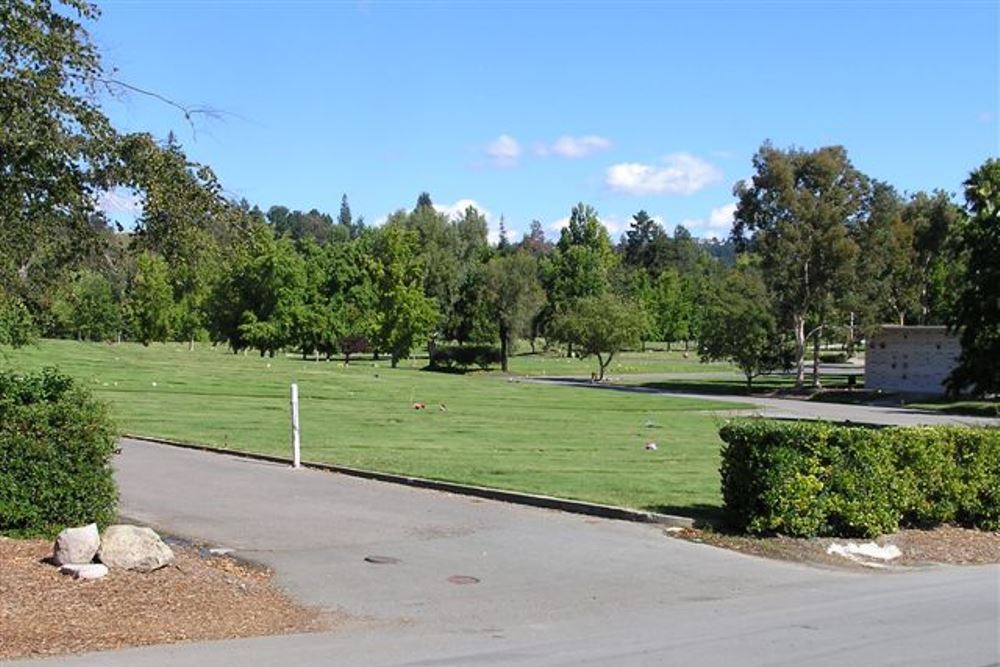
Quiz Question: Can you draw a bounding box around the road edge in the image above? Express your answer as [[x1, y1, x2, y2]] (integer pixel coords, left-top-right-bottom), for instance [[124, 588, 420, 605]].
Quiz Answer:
[[122, 433, 696, 529]]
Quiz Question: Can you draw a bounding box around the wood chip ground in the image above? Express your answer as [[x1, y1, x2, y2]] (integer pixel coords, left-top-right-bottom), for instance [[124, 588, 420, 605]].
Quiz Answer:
[[0, 537, 340, 661], [668, 524, 1000, 570]]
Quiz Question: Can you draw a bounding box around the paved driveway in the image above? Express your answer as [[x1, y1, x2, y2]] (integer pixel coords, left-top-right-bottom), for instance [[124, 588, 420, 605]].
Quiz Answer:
[[528, 377, 999, 427], [20, 439, 1000, 667]]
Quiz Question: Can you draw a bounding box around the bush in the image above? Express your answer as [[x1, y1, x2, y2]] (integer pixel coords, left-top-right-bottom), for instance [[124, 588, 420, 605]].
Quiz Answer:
[[719, 419, 1000, 537], [0, 368, 118, 537], [819, 351, 848, 364], [429, 345, 502, 371]]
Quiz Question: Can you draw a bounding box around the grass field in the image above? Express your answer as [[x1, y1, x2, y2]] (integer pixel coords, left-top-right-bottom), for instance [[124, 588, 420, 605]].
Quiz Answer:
[[4, 340, 749, 516], [396, 344, 733, 377]]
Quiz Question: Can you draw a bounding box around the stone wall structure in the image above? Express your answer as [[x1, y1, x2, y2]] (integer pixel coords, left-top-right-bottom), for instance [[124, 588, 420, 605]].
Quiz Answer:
[[865, 325, 960, 396]]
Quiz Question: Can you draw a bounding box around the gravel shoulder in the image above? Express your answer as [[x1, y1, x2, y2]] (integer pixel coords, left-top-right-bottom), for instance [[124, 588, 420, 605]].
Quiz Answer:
[[0, 536, 341, 662]]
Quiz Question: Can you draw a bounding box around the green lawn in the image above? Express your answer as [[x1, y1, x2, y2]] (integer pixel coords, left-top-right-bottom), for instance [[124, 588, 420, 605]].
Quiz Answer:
[[4, 340, 747, 516]]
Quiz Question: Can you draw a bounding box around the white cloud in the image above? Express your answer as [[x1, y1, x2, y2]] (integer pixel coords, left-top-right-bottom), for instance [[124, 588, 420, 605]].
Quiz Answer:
[[605, 153, 722, 195], [708, 203, 737, 229], [548, 216, 570, 232], [537, 135, 612, 159], [486, 134, 521, 167], [678, 203, 737, 239]]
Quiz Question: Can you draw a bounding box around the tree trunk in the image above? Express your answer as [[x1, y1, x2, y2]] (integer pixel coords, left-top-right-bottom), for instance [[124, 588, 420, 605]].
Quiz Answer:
[[530, 337, 536, 354], [811, 326, 822, 389], [499, 322, 510, 373], [746, 373, 754, 393], [391, 353, 399, 368], [666, 340, 671, 352], [188, 336, 195, 352], [793, 313, 806, 388], [567, 342, 573, 358]]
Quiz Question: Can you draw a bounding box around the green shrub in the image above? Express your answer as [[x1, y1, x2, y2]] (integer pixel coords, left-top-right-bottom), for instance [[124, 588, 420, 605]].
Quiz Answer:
[[0, 368, 118, 537], [718, 419, 1000, 537], [954, 428, 1000, 530], [892, 428, 962, 527], [429, 345, 502, 371], [823, 426, 899, 537], [819, 351, 848, 364]]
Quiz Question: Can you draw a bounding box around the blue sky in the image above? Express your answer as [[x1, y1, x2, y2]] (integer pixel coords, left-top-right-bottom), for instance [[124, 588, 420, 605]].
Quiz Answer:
[[92, 1, 998, 242]]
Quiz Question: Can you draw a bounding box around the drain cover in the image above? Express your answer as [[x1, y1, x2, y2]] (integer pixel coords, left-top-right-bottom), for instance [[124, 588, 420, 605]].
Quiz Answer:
[[447, 575, 480, 585], [364, 556, 401, 564]]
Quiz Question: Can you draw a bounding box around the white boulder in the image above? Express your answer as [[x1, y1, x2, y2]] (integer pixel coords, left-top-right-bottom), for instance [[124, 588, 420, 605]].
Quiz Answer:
[[53, 523, 100, 565], [59, 563, 109, 580], [98, 525, 174, 572]]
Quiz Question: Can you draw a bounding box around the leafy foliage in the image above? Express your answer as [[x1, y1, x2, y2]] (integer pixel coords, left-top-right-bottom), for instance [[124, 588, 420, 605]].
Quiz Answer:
[[429, 344, 502, 371], [947, 159, 1000, 396], [698, 270, 786, 390], [0, 369, 118, 536], [552, 294, 648, 380], [719, 419, 1000, 537]]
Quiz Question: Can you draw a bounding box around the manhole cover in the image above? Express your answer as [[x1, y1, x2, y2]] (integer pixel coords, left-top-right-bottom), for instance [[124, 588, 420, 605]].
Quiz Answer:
[[447, 575, 480, 585], [364, 556, 401, 565]]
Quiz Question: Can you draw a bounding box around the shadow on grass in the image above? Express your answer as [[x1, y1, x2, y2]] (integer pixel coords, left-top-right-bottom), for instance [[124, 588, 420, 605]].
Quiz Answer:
[[909, 401, 1000, 418], [418, 365, 500, 375], [638, 375, 863, 399], [650, 503, 724, 529]]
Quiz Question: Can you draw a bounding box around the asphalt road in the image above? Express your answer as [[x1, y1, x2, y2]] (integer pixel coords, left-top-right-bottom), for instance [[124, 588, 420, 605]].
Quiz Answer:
[[20, 439, 999, 667], [527, 377, 999, 427]]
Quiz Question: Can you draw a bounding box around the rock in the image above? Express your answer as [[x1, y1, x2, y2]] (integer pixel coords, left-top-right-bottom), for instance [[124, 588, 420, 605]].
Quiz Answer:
[[53, 524, 100, 565], [59, 563, 109, 580], [98, 525, 174, 572]]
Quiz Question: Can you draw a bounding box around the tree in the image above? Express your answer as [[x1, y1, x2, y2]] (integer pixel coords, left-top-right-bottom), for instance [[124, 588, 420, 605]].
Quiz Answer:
[[733, 143, 868, 387], [371, 225, 437, 367], [621, 210, 671, 275], [519, 220, 552, 257], [652, 268, 690, 349], [128, 252, 174, 345], [0, 293, 35, 349], [698, 270, 786, 391], [946, 159, 1000, 396], [902, 190, 966, 324], [485, 252, 545, 372], [51, 270, 120, 341], [337, 194, 365, 240], [1, 1, 118, 316], [415, 192, 434, 211], [552, 294, 648, 381], [850, 182, 915, 328]]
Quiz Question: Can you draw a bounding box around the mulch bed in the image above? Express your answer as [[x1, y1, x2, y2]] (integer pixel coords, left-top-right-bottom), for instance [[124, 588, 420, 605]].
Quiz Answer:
[[667, 524, 1000, 569], [0, 537, 340, 661]]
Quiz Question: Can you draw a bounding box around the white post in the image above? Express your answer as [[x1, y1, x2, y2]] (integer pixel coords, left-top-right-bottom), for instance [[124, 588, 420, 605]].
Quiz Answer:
[[290, 383, 301, 469]]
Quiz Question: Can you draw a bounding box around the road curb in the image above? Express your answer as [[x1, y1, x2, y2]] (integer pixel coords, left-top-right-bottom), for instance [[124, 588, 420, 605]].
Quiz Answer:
[[122, 433, 696, 529]]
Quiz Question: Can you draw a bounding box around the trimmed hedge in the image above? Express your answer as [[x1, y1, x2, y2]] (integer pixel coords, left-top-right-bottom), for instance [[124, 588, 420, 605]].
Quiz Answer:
[[429, 345, 502, 371], [719, 419, 1000, 537], [0, 368, 118, 537]]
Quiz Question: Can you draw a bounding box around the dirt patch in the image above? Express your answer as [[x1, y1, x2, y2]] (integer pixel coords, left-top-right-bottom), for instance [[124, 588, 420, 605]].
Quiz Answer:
[[0, 537, 341, 661], [667, 525, 1000, 570]]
